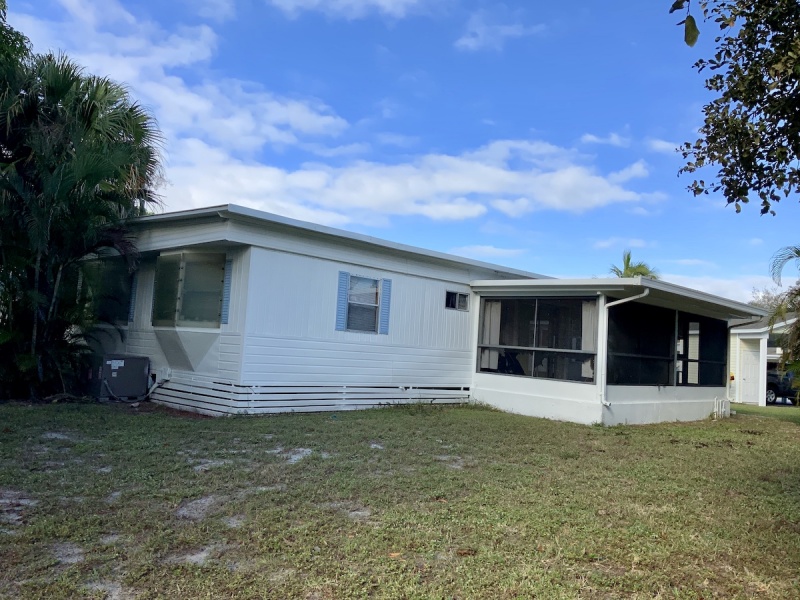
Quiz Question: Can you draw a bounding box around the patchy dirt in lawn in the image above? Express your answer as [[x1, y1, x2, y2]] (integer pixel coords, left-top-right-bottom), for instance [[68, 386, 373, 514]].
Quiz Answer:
[[176, 495, 220, 520], [86, 580, 137, 600], [433, 455, 465, 469], [285, 448, 313, 464], [165, 544, 223, 566], [51, 542, 84, 564], [41, 431, 74, 441], [222, 515, 245, 529], [322, 501, 374, 522], [189, 458, 232, 473], [0, 488, 38, 528]]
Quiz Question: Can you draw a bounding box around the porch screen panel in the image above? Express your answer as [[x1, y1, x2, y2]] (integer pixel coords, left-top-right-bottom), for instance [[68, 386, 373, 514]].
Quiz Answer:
[[477, 297, 597, 383], [677, 313, 728, 386], [607, 301, 675, 386]]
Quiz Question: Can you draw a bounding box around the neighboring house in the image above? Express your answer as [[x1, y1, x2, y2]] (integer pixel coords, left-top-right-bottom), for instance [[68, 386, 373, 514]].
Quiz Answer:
[[91, 204, 765, 425], [729, 314, 797, 405]]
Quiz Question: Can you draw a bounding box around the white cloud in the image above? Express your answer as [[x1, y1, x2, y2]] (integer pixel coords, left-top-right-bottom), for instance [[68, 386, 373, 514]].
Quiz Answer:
[[14, 3, 348, 157], [449, 245, 525, 259], [661, 274, 775, 303], [608, 160, 648, 184], [593, 237, 648, 250], [455, 10, 545, 52], [666, 259, 717, 268], [266, 0, 432, 19], [646, 138, 679, 154], [580, 132, 631, 147], [376, 133, 419, 147], [192, 0, 237, 21], [748, 237, 764, 246], [13, 1, 660, 227]]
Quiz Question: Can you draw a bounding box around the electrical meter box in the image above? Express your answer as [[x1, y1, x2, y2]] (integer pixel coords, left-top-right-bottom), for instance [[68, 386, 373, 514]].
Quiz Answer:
[[99, 354, 151, 400]]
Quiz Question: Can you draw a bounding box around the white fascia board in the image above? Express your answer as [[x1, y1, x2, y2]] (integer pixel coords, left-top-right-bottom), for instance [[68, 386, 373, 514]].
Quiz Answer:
[[734, 317, 798, 335], [132, 204, 547, 281], [471, 276, 767, 320]]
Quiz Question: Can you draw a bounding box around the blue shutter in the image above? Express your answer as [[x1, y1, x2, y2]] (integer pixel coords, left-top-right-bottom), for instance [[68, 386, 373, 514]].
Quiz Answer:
[[335, 271, 350, 331], [220, 259, 233, 325], [127, 271, 138, 323], [378, 278, 392, 335]]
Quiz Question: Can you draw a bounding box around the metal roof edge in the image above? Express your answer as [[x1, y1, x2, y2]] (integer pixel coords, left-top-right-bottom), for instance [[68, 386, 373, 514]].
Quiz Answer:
[[132, 204, 549, 280], [470, 276, 767, 318]]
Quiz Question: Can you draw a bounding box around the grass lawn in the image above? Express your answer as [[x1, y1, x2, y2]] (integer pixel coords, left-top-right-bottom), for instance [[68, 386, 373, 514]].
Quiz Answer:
[[1, 402, 799, 599]]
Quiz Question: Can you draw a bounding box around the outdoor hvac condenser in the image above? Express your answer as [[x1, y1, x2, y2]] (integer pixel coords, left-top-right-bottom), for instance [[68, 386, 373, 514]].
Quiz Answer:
[[99, 354, 150, 400]]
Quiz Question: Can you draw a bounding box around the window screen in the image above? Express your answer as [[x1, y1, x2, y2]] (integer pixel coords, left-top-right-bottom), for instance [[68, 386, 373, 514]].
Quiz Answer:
[[607, 301, 675, 386], [477, 297, 597, 383], [152, 253, 226, 328], [152, 254, 181, 327]]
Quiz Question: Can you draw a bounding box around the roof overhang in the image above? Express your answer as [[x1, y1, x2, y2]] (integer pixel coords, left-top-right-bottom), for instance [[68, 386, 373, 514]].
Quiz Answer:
[[470, 277, 767, 321], [131, 204, 547, 280], [732, 316, 797, 335]]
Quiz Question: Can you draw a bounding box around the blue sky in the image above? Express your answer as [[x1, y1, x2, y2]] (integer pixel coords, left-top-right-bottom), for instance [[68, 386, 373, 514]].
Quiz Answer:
[[10, 0, 800, 300]]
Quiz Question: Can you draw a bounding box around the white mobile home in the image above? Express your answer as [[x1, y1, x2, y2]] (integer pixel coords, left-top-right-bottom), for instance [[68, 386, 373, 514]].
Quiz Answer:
[[92, 204, 764, 424]]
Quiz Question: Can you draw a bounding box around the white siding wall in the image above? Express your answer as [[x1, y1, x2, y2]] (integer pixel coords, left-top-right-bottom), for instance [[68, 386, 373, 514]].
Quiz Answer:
[[241, 247, 474, 387], [472, 373, 602, 424], [603, 385, 728, 425]]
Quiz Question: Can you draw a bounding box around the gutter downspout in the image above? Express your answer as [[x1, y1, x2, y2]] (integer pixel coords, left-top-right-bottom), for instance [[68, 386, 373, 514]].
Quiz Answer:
[[599, 288, 651, 408]]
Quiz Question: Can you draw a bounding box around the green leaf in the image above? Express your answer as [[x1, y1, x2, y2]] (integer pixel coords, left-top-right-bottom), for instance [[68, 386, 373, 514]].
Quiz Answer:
[[684, 15, 700, 47], [669, 1, 686, 14]]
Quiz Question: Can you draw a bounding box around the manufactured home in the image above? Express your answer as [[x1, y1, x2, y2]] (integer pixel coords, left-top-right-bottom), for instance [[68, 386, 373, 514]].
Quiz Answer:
[[91, 204, 765, 425]]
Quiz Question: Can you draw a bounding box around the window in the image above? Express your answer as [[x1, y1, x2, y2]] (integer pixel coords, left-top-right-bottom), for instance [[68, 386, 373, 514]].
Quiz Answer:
[[347, 276, 379, 332], [84, 257, 133, 324], [152, 253, 226, 328], [477, 297, 597, 383], [335, 272, 392, 334], [446, 291, 469, 311]]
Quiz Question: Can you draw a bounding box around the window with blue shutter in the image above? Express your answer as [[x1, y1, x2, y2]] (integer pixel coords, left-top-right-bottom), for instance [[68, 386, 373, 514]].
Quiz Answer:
[[336, 272, 392, 334], [220, 259, 233, 325]]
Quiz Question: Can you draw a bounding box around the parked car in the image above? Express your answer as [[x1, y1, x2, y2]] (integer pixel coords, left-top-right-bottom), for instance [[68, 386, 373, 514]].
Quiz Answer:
[[766, 363, 796, 404]]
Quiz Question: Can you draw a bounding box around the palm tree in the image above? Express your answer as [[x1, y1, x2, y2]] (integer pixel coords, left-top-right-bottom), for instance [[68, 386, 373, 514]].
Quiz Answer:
[[609, 250, 659, 279], [768, 246, 800, 368], [0, 53, 163, 397]]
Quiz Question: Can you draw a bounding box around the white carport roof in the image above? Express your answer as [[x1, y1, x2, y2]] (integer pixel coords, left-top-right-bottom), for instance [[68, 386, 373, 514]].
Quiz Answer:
[[470, 276, 767, 322]]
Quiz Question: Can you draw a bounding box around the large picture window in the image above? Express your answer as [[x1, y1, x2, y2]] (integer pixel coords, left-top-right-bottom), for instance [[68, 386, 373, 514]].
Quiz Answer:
[[152, 253, 226, 328], [478, 297, 598, 383]]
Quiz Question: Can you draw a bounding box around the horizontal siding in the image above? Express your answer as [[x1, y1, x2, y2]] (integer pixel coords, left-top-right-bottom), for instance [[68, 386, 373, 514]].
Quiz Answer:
[[241, 335, 473, 386], [219, 333, 243, 381], [245, 248, 474, 351], [150, 372, 468, 416]]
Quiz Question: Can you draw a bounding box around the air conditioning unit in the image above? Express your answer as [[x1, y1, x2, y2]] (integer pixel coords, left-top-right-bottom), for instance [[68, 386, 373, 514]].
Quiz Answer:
[[99, 354, 151, 400]]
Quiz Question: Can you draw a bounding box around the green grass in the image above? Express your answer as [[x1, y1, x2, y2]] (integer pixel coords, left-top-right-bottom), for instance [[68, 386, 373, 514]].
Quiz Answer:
[[1, 402, 799, 599], [732, 402, 800, 425]]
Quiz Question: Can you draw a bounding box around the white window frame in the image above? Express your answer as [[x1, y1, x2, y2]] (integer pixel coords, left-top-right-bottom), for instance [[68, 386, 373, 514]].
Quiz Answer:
[[445, 291, 469, 312], [346, 275, 381, 333]]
